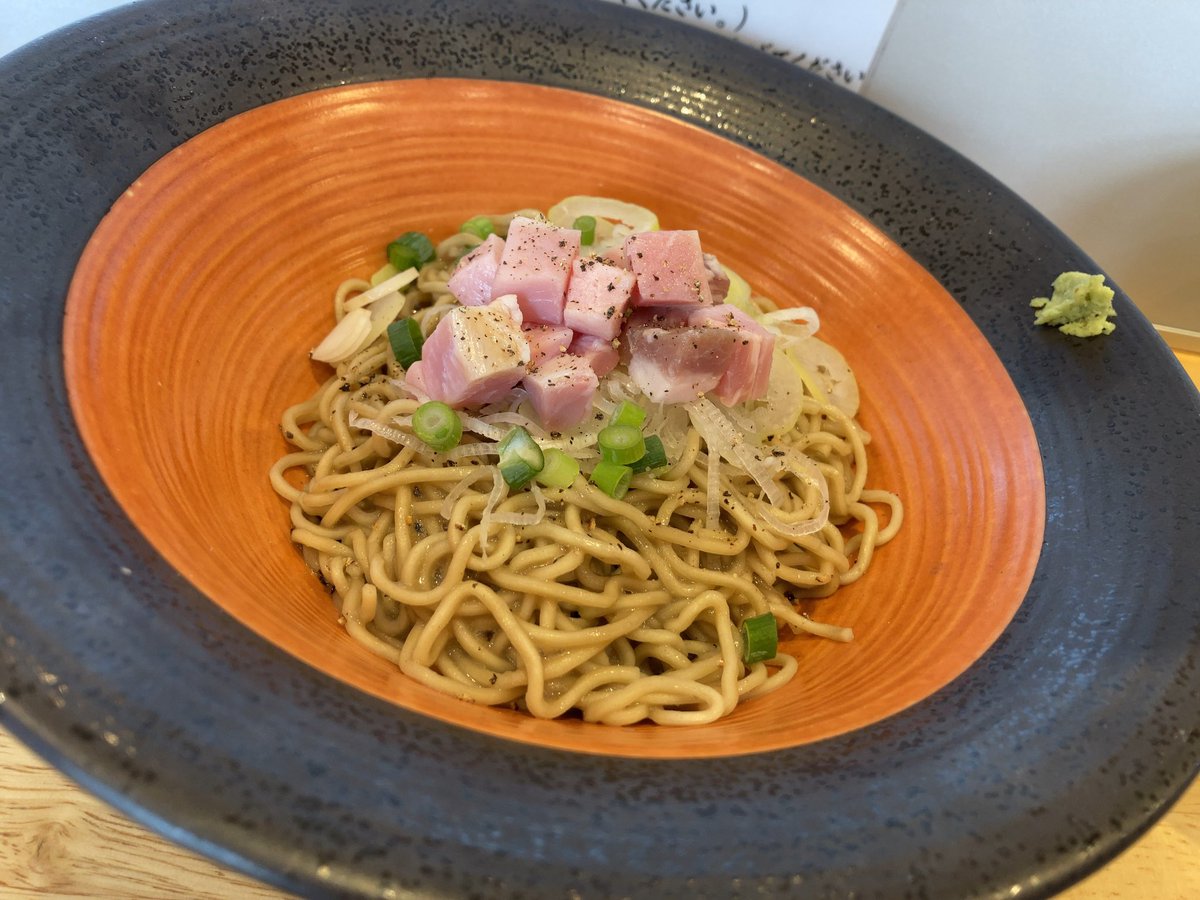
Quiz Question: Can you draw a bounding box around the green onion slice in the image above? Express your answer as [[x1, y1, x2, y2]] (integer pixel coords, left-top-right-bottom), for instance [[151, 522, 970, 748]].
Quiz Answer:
[[629, 435, 668, 473], [534, 448, 579, 488], [610, 399, 647, 429], [572, 215, 597, 246], [598, 423, 646, 466], [590, 460, 633, 499], [412, 401, 463, 452], [387, 231, 436, 273], [741, 613, 778, 665], [387, 318, 424, 369], [498, 426, 544, 489], [460, 215, 495, 240]]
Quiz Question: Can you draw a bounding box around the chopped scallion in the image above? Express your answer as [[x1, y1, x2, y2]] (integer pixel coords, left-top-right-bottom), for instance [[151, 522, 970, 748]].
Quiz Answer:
[[598, 423, 646, 466], [610, 399, 647, 429], [387, 231, 436, 273], [460, 215, 495, 240], [412, 401, 462, 452], [497, 426, 544, 489], [386, 318, 424, 368], [590, 460, 633, 499], [741, 613, 778, 665], [629, 435, 668, 473], [572, 215, 597, 246], [535, 448, 579, 488]]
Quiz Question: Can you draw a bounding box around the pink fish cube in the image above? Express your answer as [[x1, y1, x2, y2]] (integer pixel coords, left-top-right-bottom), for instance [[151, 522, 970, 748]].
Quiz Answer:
[[491, 216, 580, 325], [523, 354, 599, 431], [523, 323, 574, 367], [563, 256, 635, 340], [624, 230, 714, 307], [567, 333, 619, 377], [447, 233, 505, 307], [626, 325, 738, 403], [405, 300, 529, 408], [688, 305, 775, 405]]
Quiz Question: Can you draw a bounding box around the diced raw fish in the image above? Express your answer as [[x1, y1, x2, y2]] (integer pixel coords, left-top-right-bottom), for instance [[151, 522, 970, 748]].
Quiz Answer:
[[523, 323, 574, 367], [687, 305, 775, 405], [563, 256, 635, 340], [568, 333, 619, 377], [446, 233, 505, 306], [405, 299, 529, 407], [491, 216, 580, 325], [598, 246, 631, 270], [491, 293, 525, 325], [623, 230, 714, 307], [523, 354, 599, 431], [625, 324, 738, 403]]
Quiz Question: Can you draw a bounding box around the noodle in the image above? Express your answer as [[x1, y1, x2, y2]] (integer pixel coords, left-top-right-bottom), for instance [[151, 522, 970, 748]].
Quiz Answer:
[[271, 211, 902, 725]]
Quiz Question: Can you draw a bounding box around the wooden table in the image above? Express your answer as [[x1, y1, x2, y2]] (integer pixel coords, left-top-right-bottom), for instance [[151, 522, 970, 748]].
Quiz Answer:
[[3, 350, 1198, 898]]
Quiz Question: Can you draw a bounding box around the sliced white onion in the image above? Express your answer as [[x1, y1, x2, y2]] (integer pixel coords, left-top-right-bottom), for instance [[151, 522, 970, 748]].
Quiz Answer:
[[490, 482, 547, 526], [705, 447, 720, 531], [385, 377, 419, 397], [478, 410, 549, 438], [759, 306, 820, 334], [439, 467, 490, 520], [546, 196, 659, 235], [348, 412, 433, 453], [458, 414, 509, 442], [311, 308, 372, 363], [478, 467, 507, 555], [446, 442, 502, 460], [342, 267, 419, 312], [788, 335, 860, 417], [685, 397, 786, 508], [758, 448, 830, 538]]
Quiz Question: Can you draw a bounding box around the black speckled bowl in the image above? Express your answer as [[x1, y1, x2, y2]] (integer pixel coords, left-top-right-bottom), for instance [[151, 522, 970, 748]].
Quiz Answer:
[[1, 1, 1197, 897]]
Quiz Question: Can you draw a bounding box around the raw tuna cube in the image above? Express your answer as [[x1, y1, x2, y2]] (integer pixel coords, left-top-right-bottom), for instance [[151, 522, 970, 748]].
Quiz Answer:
[[568, 333, 619, 377], [625, 324, 739, 403], [688, 305, 775, 405], [447, 233, 505, 306], [563, 256, 635, 340], [523, 354, 599, 431], [523, 323, 574, 367], [491, 216, 580, 325], [623, 230, 714, 307], [405, 299, 529, 408]]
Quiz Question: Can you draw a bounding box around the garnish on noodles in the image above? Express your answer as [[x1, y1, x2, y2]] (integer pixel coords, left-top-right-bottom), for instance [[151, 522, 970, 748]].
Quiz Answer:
[[269, 197, 903, 725]]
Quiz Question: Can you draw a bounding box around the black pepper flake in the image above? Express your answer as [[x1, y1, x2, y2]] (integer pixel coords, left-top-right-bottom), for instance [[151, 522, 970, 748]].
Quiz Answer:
[[605, 306, 615, 319]]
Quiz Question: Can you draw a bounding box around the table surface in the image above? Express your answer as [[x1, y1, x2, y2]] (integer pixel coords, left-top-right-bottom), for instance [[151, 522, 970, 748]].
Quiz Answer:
[[2, 348, 1198, 898]]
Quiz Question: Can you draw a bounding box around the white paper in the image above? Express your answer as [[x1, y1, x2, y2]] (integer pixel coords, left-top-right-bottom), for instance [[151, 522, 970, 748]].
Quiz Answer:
[[600, 0, 900, 90]]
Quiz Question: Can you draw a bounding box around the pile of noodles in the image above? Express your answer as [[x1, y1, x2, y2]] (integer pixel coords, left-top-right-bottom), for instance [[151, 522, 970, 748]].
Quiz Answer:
[[269, 211, 903, 726]]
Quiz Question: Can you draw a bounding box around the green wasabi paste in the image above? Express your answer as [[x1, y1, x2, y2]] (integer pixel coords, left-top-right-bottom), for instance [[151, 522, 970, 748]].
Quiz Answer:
[[1030, 272, 1116, 337]]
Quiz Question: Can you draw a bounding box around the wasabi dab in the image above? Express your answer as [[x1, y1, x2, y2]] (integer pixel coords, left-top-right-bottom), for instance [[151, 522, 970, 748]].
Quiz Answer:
[[1030, 272, 1116, 337]]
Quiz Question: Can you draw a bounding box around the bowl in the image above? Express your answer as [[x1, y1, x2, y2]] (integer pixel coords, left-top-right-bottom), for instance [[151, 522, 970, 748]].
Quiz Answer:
[[64, 77, 1042, 759]]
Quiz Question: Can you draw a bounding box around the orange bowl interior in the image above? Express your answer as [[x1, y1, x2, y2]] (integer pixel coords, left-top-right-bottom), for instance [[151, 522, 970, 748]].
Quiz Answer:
[[64, 79, 1044, 758]]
